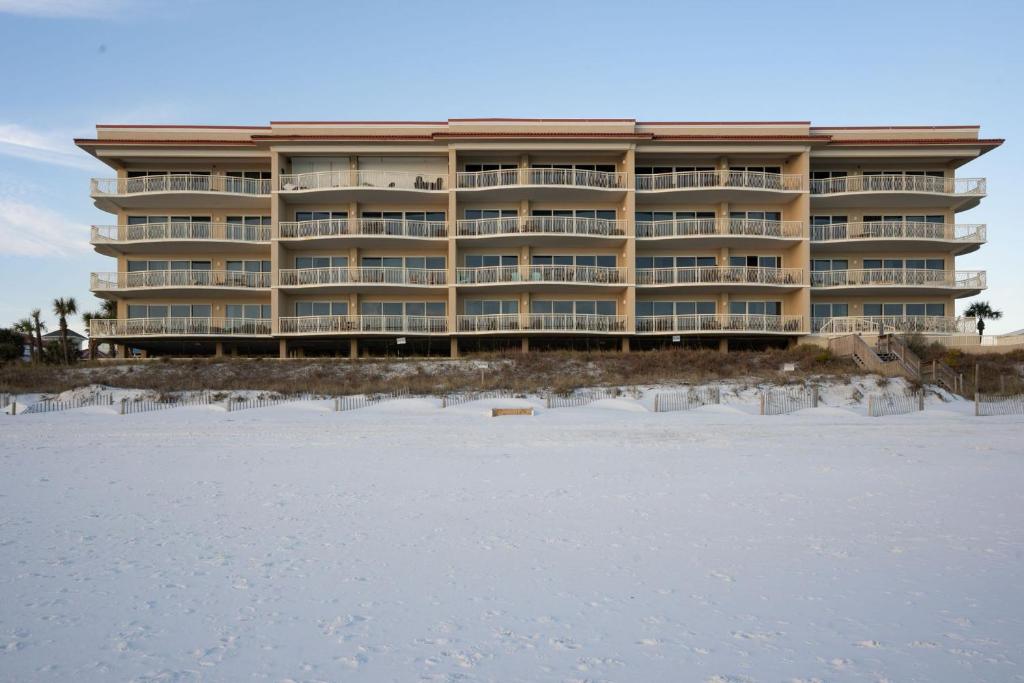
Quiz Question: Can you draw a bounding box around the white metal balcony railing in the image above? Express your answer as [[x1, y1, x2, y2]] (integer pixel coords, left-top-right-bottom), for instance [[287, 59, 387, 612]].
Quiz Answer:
[[810, 269, 986, 289], [811, 316, 967, 335], [91, 175, 271, 196], [278, 315, 449, 335], [92, 222, 271, 243], [636, 218, 805, 239], [456, 265, 628, 285], [810, 221, 986, 243], [91, 270, 271, 291], [279, 170, 446, 192], [277, 218, 448, 239], [90, 317, 272, 337], [636, 314, 805, 334], [456, 215, 627, 238], [277, 267, 447, 287], [635, 266, 806, 287], [809, 175, 985, 196], [635, 169, 804, 192], [456, 167, 626, 190], [456, 313, 627, 333]]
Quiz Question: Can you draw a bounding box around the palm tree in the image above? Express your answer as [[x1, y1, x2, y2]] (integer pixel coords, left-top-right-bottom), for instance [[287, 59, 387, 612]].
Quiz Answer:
[[13, 318, 35, 361], [81, 300, 116, 360], [52, 297, 78, 364], [30, 309, 45, 363], [963, 300, 1003, 337]]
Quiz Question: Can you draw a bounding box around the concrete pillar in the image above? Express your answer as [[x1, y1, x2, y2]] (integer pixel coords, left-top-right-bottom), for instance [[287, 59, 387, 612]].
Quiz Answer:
[[450, 336, 459, 358], [278, 338, 288, 359], [139, 349, 149, 359], [623, 147, 637, 335], [718, 338, 729, 353], [621, 337, 630, 352], [117, 344, 129, 359], [521, 336, 529, 353], [349, 338, 358, 358], [215, 341, 224, 357]]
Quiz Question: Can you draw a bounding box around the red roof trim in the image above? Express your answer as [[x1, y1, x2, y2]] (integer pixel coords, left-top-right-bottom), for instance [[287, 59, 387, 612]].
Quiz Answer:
[[75, 138, 258, 146], [651, 134, 828, 142], [435, 132, 650, 139], [448, 117, 635, 122], [251, 134, 436, 141], [825, 138, 1003, 146], [270, 120, 447, 125], [639, 121, 810, 125], [97, 124, 270, 130], [814, 125, 981, 130]]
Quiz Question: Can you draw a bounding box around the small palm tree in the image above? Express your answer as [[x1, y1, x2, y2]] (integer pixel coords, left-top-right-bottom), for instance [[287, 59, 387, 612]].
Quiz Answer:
[[963, 300, 1002, 337], [30, 309, 45, 363], [81, 300, 116, 360], [13, 318, 35, 361], [52, 297, 78, 364]]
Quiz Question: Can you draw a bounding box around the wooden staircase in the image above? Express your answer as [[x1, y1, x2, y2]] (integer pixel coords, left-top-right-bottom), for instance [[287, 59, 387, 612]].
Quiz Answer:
[[828, 333, 965, 395]]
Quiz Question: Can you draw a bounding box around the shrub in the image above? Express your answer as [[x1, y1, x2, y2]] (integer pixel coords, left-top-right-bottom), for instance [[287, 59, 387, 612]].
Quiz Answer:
[[0, 328, 22, 363]]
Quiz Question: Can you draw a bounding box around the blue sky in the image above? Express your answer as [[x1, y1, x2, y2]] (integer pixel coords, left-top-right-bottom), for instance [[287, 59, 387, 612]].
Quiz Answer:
[[0, 0, 1021, 333]]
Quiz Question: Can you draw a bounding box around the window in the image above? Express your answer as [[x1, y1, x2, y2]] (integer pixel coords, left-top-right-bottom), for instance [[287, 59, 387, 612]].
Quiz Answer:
[[636, 301, 715, 316], [359, 301, 445, 316], [636, 256, 715, 269], [465, 254, 517, 268], [465, 300, 519, 315], [223, 215, 270, 241], [811, 259, 848, 271], [127, 303, 210, 318], [225, 170, 271, 193], [295, 301, 349, 316], [532, 209, 616, 220], [127, 259, 210, 271], [863, 258, 943, 270], [360, 256, 445, 269], [864, 303, 946, 317], [531, 254, 616, 267], [730, 255, 781, 268], [465, 208, 517, 219], [295, 210, 347, 222], [226, 260, 271, 272], [464, 163, 516, 173], [295, 256, 348, 269], [226, 304, 271, 319], [811, 303, 849, 317], [730, 210, 781, 221], [530, 300, 616, 315], [635, 165, 714, 175], [729, 301, 782, 315]]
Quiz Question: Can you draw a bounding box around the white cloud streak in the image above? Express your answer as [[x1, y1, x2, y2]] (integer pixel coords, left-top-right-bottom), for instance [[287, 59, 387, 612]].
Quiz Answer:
[[0, 123, 100, 171], [0, 0, 128, 18], [0, 198, 90, 257]]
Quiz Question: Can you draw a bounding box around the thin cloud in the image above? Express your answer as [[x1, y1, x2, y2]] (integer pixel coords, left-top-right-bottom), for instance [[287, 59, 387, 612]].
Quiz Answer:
[[0, 123, 99, 171], [0, 198, 90, 257], [0, 0, 129, 18]]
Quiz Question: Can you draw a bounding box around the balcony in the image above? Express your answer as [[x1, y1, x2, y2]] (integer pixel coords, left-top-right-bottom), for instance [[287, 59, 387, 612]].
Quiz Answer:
[[635, 169, 805, 204], [455, 167, 627, 201], [456, 313, 627, 334], [90, 175, 270, 212], [810, 269, 986, 295], [810, 316, 967, 335], [91, 270, 271, 298], [91, 222, 270, 256], [810, 221, 986, 255], [276, 217, 447, 247], [636, 314, 805, 335], [635, 266, 806, 291], [636, 217, 805, 248], [809, 175, 986, 210], [278, 170, 448, 204], [277, 267, 447, 293], [90, 317, 272, 338], [278, 315, 449, 336], [456, 215, 627, 246], [455, 264, 628, 291]]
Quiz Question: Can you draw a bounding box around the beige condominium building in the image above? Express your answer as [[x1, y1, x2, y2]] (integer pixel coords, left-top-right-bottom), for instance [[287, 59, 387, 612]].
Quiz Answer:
[[76, 119, 1001, 358]]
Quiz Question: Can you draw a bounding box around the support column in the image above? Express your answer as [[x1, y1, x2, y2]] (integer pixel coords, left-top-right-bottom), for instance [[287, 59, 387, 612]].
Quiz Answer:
[[718, 338, 729, 353], [215, 341, 224, 357], [278, 338, 288, 359], [349, 338, 358, 358], [447, 148, 458, 348], [117, 344, 129, 359], [521, 336, 529, 353], [624, 146, 637, 336], [621, 337, 630, 352], [450, 336, 459, 358]]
